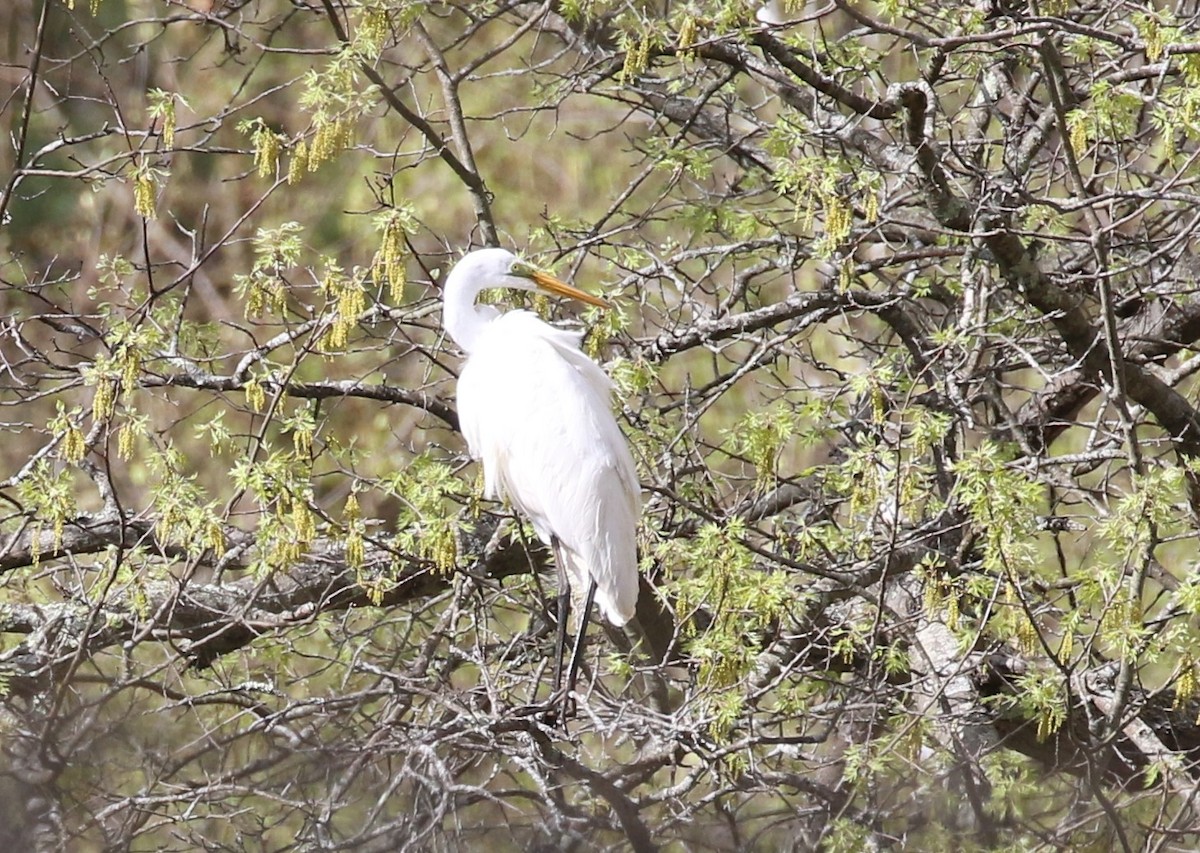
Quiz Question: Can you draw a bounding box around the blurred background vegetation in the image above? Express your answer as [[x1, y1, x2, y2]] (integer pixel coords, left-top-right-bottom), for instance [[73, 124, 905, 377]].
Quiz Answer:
[[5, 1, 1200, 850]]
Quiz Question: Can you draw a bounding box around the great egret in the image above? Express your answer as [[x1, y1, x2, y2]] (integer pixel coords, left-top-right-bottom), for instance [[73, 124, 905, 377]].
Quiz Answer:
[[443, 247, 640, 704]]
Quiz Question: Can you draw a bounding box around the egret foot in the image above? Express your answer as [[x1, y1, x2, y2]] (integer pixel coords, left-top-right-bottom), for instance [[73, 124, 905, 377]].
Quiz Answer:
[[515, 690, 577, 728]]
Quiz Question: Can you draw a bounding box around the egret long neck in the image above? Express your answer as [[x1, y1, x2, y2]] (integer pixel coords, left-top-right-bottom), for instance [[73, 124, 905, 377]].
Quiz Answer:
[[443, 271, 499, 354]]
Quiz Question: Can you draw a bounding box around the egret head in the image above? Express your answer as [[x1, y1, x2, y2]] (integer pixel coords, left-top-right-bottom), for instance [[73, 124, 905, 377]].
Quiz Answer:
[[453, 248, 611, 308]]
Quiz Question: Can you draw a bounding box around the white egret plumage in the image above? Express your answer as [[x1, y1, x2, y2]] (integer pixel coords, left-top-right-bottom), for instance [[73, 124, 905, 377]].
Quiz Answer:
[[442, 247, 641, 701]]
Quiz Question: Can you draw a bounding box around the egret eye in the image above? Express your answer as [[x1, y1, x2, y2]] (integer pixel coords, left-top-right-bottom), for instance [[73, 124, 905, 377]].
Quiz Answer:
[[509, 259, 535, 279]]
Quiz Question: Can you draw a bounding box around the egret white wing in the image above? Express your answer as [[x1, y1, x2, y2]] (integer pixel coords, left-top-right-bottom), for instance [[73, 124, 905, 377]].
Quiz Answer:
[[457, 310, 640, 625]]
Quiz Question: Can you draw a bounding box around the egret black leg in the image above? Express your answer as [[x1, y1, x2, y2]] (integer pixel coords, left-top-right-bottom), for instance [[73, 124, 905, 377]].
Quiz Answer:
[[550, 536, 572, 696], [563, 576, 597, 698]]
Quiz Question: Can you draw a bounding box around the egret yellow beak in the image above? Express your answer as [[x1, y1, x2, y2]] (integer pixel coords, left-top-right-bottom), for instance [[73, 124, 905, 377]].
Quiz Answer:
[[527, 269, 612, 309]]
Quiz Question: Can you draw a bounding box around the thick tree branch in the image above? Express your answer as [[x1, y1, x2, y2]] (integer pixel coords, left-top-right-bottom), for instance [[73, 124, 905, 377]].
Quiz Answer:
[[143, 369, 460, 431]]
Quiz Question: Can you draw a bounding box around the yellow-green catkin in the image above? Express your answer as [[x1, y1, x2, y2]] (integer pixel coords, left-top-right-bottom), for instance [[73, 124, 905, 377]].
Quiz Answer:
[[1142, 16, 1164, 62], [118, 422, 135, 460], [678, 16, 698, 58], [344, 493, 364, 568], [1017, 613, 1038, 655], [357, 7, 389, 58], [1175, 656, 1197, 710], [51, 403, 86, 462], [320, 262, 367, 350], [1068, 115, 1088, 158], [118, 346, 139, 395], [824, 193, 852, 246], [308, 118, 347, 172], [336, 117, 354, 151], [864, 190, 880, 223], [160, 96, 177, 149], [62, 423, 86, 463], [1058, 623, 1074, 663], [92, 378, 116, 420], [288, 140, 308, 185], [253, 124, 280, 178], [245, 377, 266, 412], [204, 517, 225, 555], [293, 422, 313, 456], [134, 170, 156, 219], [293, 497, 316, 543], [620, 30, 653, 85], [923, 572, 942, 614], [376, 212, 408, 302]]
